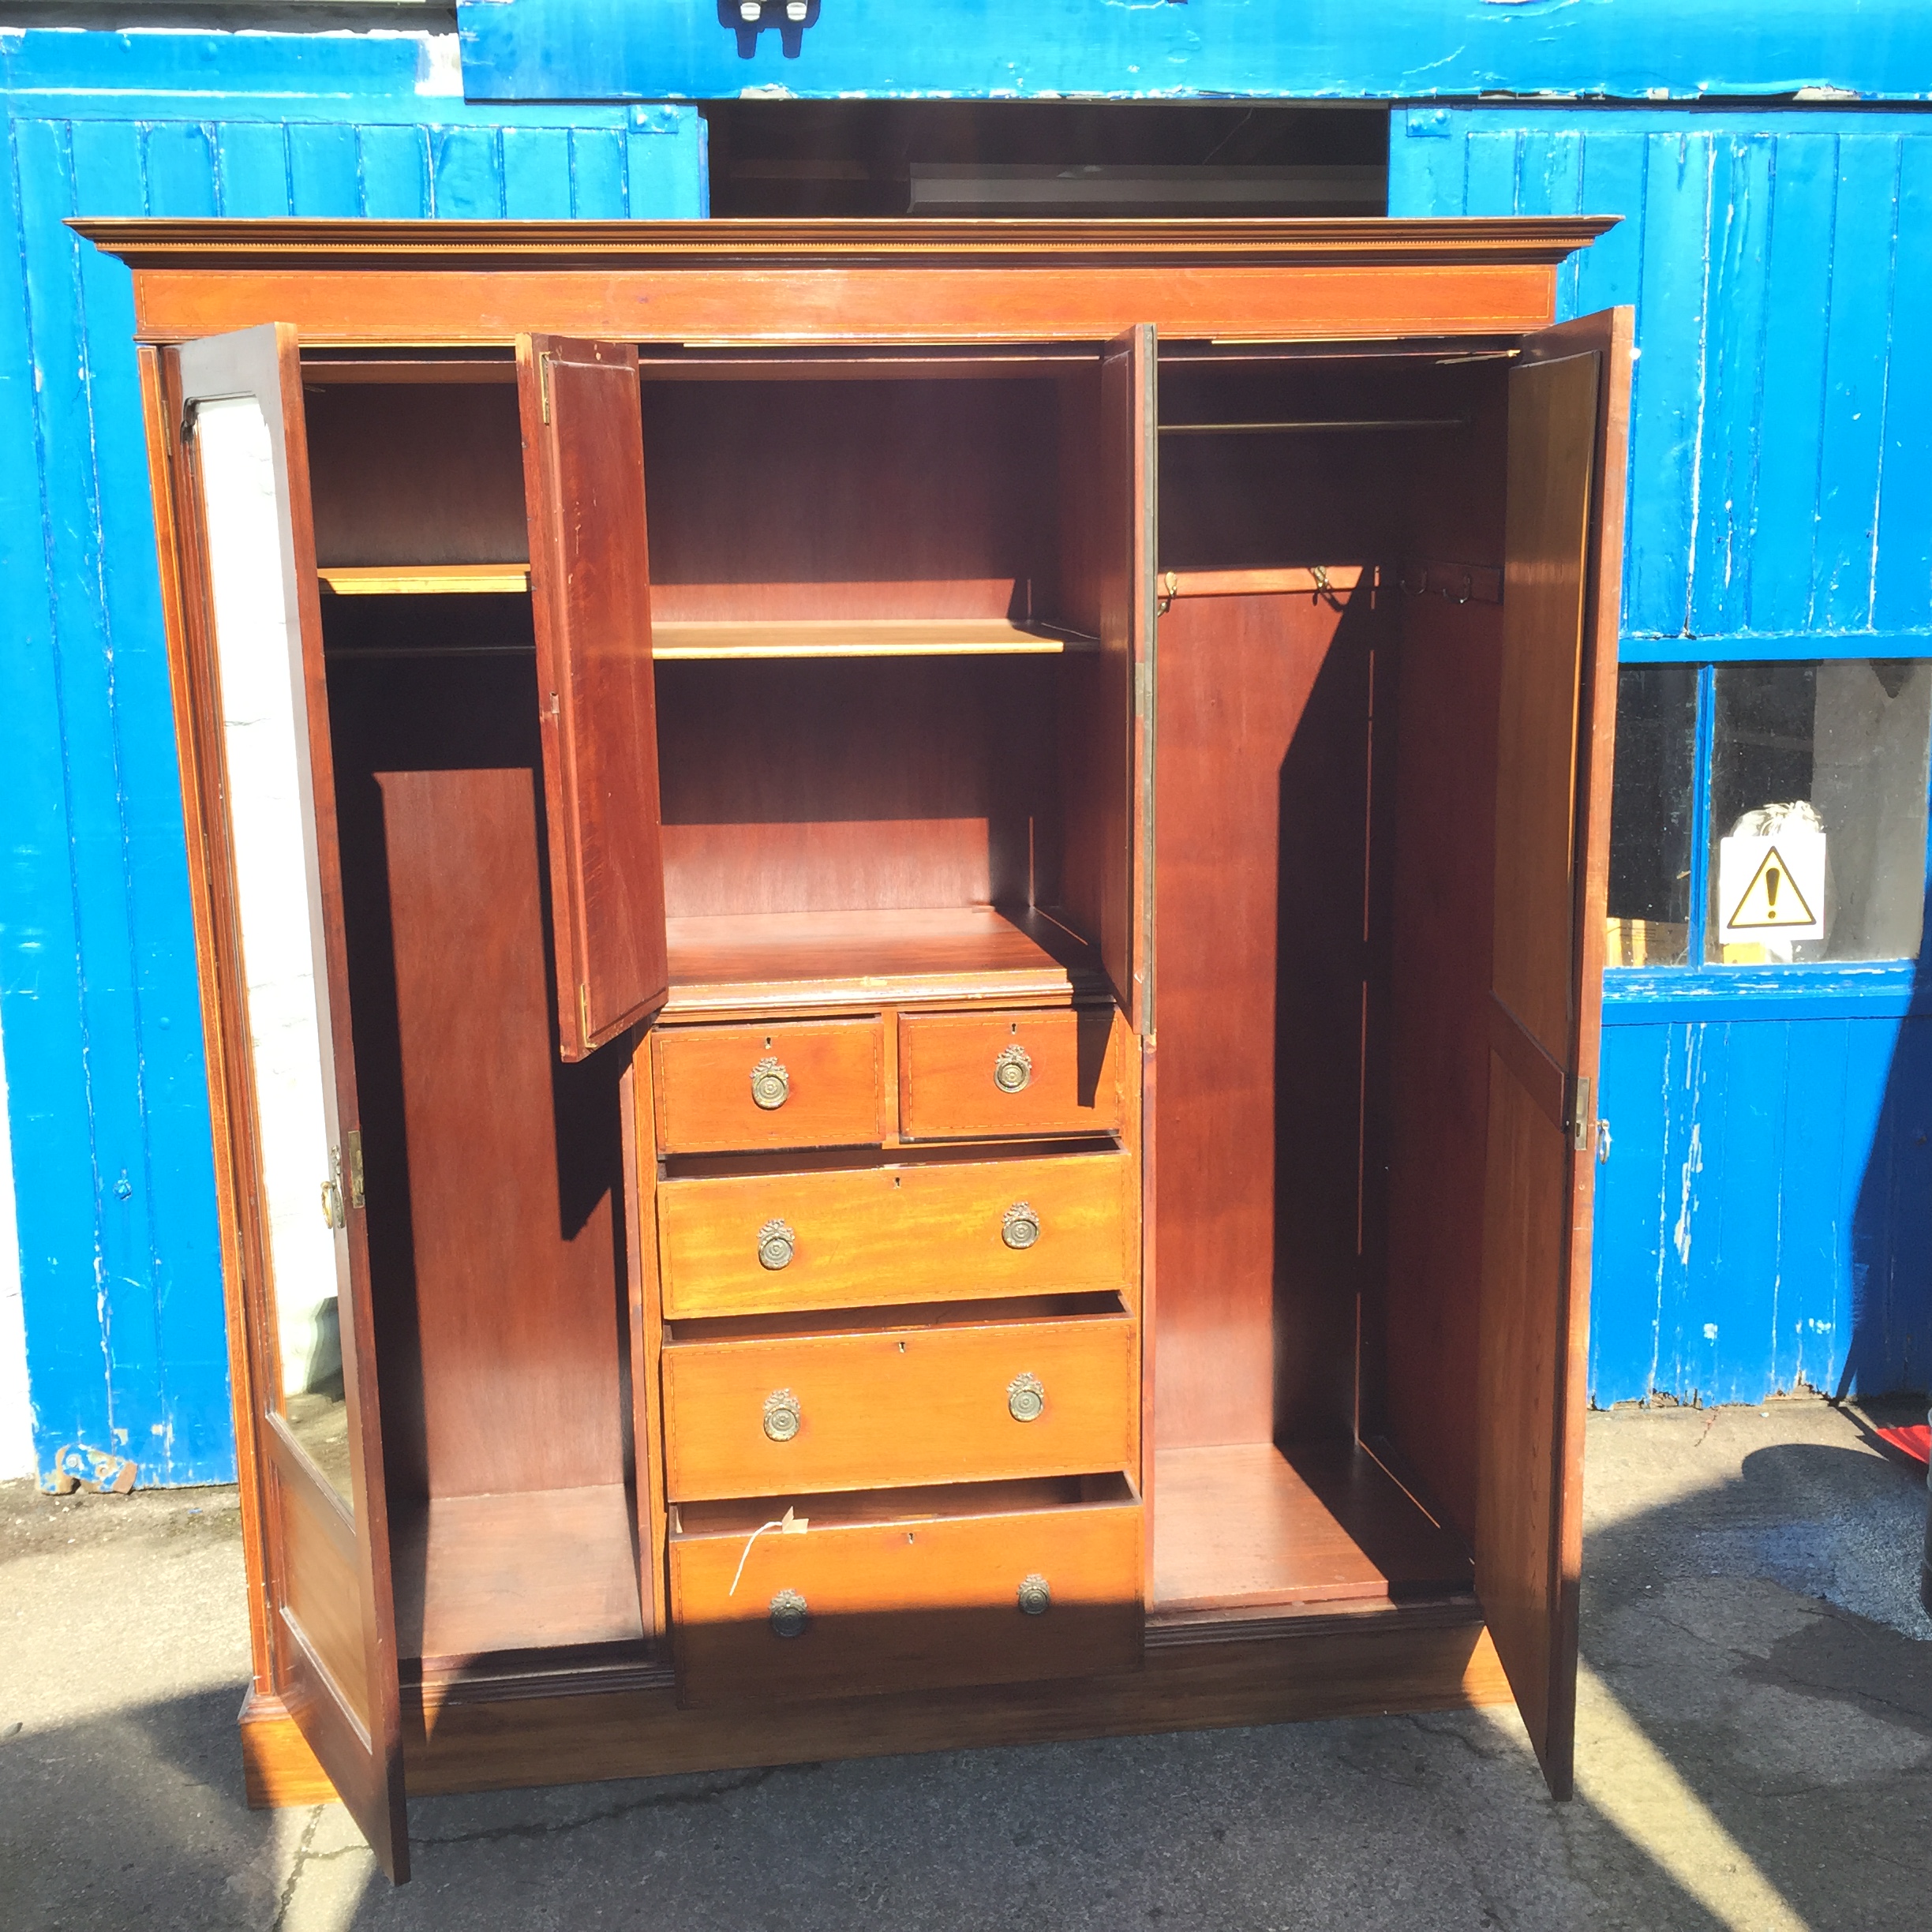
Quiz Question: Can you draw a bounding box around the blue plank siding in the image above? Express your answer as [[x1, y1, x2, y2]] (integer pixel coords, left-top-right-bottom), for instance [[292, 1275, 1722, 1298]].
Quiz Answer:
[[1393, 110, 1932, 1402], [0, 32, 704, 1485], [454, 0, 1932, 107]]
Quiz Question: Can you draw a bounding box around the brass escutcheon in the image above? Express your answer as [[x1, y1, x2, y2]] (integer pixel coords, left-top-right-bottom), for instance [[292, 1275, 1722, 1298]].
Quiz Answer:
[[762, 1388, 801, 1442], [769, 1588, 808, 1638], [750, 1055, 790, 1110], [1007, 1372, 1046, 1423], [758, 1218, 796, 1270], [1017, 1574, 1051, 1616], [1001, 1202, 1040, 1251], [993, 1043, 1033, 1093]]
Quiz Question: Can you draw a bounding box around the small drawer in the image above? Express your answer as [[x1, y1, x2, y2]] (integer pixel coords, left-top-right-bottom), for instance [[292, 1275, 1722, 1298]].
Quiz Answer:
[[669, 1477, 1142, 1706], [898, 1006, 1127, 1140], [653, 1019, 884, 1155], [656, 1150, 1135, 1320], [662, 1308, 1137, 1501]]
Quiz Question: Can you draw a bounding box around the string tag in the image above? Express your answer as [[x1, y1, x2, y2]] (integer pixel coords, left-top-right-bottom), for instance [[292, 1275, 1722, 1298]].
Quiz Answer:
[[728, 1505, 809, 1597]]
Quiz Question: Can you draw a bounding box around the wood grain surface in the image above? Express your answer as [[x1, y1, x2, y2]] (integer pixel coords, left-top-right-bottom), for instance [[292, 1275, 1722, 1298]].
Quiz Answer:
[[391, 1484, 645, 1661], [243, 1602, 1508, 1806], [1151, 1440, 1470, 1613], [657, 1149, 1135, 1318], [670, 1487, 1141, 1705], [519, 333, 669, 1058], [661, 1308, 1136, 1499], [897, 1005, 1125, 1140], [652, 1017, 886, 1154]]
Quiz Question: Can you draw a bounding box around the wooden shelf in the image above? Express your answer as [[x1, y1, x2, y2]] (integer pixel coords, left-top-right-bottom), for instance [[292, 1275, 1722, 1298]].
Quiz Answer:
[[318, 563, 529, 596], [1151, 1440, 1471, 1616], [392, 1483, 644, 1663], [314, 580, 1095, 661], [663, 904, 1106, 1015], [652, 617, 1095, 659]]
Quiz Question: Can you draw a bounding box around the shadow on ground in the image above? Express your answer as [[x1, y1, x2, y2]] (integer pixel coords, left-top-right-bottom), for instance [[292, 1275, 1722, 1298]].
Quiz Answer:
[[3, 1403, 1927, 1931]]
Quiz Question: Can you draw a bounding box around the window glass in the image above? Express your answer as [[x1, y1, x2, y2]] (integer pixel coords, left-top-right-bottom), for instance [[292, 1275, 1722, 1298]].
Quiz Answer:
[[1605, 664, 1698, 965], [1707, 661, 1932, 964]]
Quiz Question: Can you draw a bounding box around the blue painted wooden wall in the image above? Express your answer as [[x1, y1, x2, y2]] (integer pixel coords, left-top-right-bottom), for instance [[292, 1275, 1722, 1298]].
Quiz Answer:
[[456, 0, 1932, 106], [1393, 110, 1932, 1403], [0, 30, 705, 1487]]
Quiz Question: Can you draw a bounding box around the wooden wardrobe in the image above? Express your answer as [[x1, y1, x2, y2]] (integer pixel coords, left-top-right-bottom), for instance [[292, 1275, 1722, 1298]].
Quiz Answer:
[[84, 216, 1629, 1882]]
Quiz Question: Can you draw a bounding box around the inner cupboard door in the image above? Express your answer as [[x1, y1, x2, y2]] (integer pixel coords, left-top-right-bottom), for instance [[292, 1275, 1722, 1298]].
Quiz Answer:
[[1475, 307, 1632, 1799], [163, 324, 409, 1879]]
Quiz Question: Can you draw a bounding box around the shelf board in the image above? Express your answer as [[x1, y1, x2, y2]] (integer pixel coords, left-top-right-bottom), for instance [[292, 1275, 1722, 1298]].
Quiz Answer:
[[1151, 1440, 1471, 1615], [313, 580, 1094, 661], [663, 904, 1106, 1015], [318, 563, 529, 596], [651, 617, 1095, 659], [392, 1482, 644, 1662]]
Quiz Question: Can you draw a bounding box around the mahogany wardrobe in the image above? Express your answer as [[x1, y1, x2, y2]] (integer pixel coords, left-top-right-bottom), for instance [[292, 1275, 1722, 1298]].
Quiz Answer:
[[82, 215, 1628, 1881]]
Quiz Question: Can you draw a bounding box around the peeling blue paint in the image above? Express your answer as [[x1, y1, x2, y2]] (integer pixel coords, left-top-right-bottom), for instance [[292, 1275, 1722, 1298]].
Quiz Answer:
[[0, 32, 704, 1486], [455, 0, 1932, 105]]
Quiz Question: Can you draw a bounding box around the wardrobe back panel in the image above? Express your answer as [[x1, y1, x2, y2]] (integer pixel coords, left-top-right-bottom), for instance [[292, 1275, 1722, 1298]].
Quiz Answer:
[[654, 656, 1063, 917], [1151, 590, 1383, 1450], [641, 378, 1060, 623], [327, 620, 627, 1506], [305, 384, 528, 567]]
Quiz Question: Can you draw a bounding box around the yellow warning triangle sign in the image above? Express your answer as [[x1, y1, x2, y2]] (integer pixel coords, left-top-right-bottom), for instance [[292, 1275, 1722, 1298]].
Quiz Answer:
[[1725, 843, 1816, 930]]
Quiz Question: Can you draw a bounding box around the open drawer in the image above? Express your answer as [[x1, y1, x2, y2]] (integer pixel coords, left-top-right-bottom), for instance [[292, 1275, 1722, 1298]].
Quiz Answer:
[[668, 1475, 1143, 1707]]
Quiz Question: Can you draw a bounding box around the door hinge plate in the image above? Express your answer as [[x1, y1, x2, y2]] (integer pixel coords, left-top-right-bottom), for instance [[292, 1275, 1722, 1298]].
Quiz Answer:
[[1567, 1073, 1593, 1153], [345, 1129, 364, 1211], [579, 982, 592, 1048]]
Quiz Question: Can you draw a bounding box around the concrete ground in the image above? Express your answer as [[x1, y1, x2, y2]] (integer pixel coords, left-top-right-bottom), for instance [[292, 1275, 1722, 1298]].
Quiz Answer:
[[4, 1398, 1929, 1931]]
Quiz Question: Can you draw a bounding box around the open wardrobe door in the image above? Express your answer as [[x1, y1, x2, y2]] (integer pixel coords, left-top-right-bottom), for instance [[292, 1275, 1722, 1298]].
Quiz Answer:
[[517, 335, 669, 1061], [1474, 308, 1632, 1799], [163, 324, 410, 1878], [1096, 324, 1159, 1034]]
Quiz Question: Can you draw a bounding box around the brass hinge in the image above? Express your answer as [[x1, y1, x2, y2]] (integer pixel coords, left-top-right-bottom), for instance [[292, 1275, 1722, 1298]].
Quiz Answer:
[[178, 398, 200, 445], [538, 351, 552, 425], [1566, 1073, 1593, 1153], [345, 1129, 365, 1211], [579, 982, 592, 1048]]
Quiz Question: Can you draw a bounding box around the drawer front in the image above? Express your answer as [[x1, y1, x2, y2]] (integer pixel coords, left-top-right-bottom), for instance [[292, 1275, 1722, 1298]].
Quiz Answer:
[[899, 1006, 1127, 1140], [663, 1313, 1136, 1500], [653, 1019, 884, 1155], [657, 1151, 1135, 1318], [671, 1496, 1142, 1705]]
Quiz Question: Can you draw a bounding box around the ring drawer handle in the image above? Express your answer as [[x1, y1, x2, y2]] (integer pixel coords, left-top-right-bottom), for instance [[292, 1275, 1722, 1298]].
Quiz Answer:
[[751, 1055, 790, 1110], [758, 1219, 796, 1271], [1007, 1372, 1045, 1423], [1017, 1574, 1051, 1616], [762, 1388, 801, 1442], [1001, 1202, 1040, 1251], [993, 1043, 1033, 1094], [769, 1588, 808, 1638]]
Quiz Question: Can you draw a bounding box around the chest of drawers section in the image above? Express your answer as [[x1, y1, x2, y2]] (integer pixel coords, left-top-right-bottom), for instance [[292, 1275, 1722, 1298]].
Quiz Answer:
[[650, 1002, 1144, 1707]]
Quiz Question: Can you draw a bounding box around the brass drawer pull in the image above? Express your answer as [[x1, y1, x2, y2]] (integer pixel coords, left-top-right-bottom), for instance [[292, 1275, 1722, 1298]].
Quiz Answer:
[[1001, 1202, 1040, 1251], [993, 1043, 1033, 1093], [750, 1055, 790, 1110], [1007, 1372, 1045, 1422], [769, 1588, 808, 1638], [762, 1388, 801, 1442], [1017, 1574, 1051, 1616], [757, 1219, 796, 1270]]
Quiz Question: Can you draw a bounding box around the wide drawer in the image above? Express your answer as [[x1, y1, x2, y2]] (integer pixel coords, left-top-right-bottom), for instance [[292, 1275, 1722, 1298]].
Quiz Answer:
[[656, 1150, 1136, 1318], [653, 1019, 885, 1155], [898, 1005, 1128, 1140], [669, 1478, 1142, 1705], [661, 1309, 1137, 1500]]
